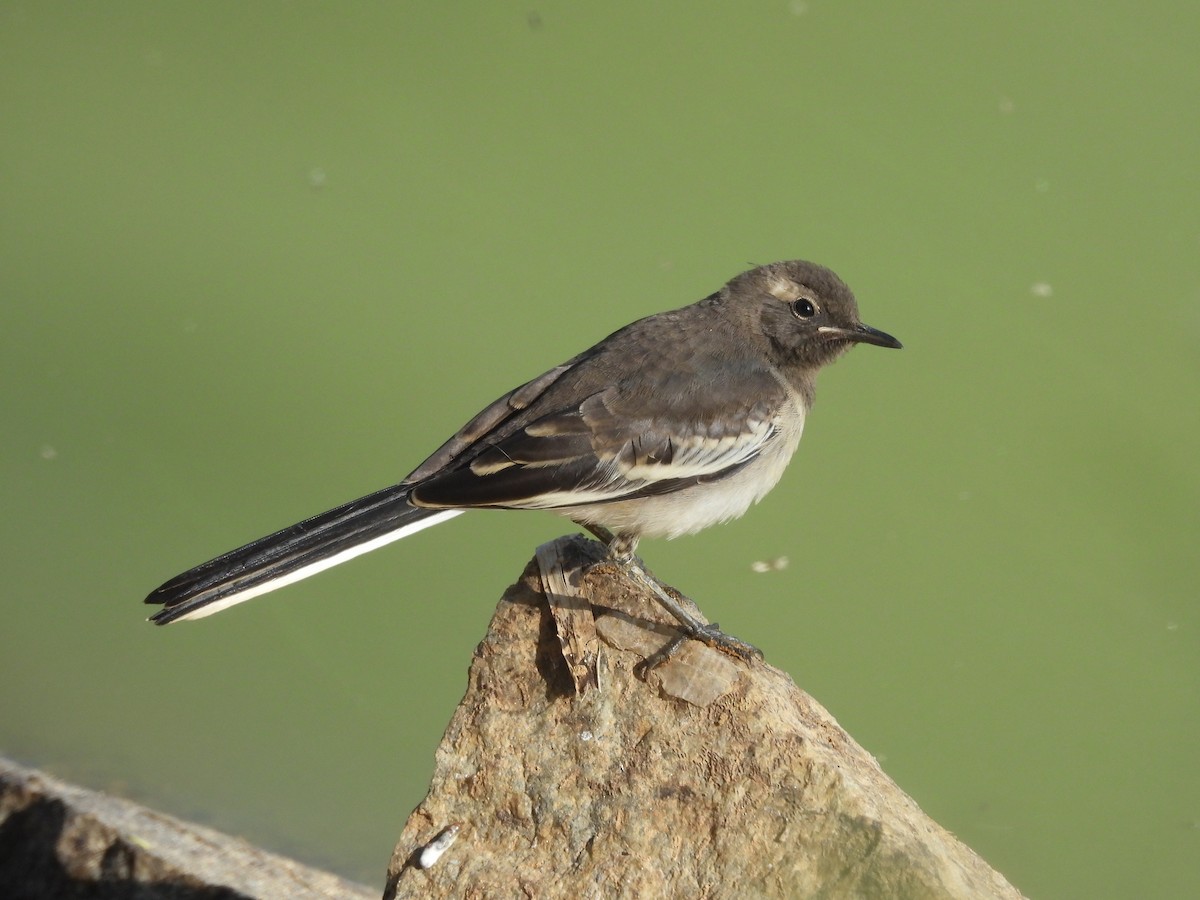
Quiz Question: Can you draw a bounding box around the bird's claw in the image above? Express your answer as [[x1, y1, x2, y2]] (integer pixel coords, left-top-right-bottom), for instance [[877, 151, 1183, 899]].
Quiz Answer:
[[635, 621, 763, 677]]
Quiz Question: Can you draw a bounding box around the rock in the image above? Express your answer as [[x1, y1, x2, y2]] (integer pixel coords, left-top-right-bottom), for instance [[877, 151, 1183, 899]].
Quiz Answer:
[[0, 756, 375, 900], [385, 535, 1025, 899]]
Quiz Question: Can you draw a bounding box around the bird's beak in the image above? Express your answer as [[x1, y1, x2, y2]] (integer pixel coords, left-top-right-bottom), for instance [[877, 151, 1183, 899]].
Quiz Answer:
[[819, 323, 903, 349]]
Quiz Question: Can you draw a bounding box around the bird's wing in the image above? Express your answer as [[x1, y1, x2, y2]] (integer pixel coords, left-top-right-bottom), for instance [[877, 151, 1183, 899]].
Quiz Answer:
[[402, 362, 579, 484], [408, 366, 787, 511]]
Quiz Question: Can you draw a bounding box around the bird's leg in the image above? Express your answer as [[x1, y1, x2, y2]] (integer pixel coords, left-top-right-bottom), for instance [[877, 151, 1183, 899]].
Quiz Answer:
[[580, 523, 618, 546], [579, 525, 763, 671], [617, 557, 764, 672]]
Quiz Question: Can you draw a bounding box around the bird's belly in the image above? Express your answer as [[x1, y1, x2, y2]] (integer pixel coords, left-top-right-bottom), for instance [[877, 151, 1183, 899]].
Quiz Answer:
[[562, 414, 805, 540]]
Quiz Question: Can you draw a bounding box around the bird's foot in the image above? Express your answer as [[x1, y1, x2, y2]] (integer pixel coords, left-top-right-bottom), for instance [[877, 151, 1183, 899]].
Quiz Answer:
[[634, 618, 763, 675], [579, 528, 763, 674]]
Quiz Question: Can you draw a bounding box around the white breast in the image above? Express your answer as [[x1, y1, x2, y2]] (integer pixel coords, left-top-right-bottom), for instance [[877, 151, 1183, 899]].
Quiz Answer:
[[561, 406, 806, 540]]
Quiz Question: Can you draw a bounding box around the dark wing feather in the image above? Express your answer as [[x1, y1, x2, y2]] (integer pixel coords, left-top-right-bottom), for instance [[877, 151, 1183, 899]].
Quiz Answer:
[[402, 362, 578, 483], [410, 377, 784, 511]]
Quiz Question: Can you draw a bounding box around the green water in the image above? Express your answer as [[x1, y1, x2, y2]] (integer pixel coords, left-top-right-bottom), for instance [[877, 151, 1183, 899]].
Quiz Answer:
[[2, 3, 1197, 896]]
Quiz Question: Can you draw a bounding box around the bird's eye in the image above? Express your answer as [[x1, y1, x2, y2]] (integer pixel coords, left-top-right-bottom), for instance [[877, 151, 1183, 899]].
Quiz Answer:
[[791, 298, 817, 319]]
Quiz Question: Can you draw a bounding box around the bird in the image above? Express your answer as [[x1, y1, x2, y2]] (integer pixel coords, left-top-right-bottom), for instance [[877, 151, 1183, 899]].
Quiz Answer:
[[145, 259, 901, 660]]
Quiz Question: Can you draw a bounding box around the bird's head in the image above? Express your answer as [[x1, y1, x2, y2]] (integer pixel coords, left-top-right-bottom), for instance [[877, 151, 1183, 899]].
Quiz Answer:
[[728, 260, 902, 371]]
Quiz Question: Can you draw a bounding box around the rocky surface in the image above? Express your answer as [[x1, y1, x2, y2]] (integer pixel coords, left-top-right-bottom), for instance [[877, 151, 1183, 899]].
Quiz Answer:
[[0, 756, 375, 900], [385, 535, 1025, 899]]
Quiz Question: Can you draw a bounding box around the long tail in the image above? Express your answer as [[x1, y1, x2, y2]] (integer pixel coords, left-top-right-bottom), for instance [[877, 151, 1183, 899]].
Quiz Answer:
[[145, 485, 462, 624]]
